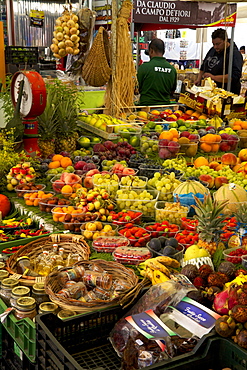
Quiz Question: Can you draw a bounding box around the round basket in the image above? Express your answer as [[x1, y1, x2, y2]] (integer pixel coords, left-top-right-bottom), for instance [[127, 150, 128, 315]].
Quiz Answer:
[[6, 234, 90, 286], [45, 259, 139, 313]]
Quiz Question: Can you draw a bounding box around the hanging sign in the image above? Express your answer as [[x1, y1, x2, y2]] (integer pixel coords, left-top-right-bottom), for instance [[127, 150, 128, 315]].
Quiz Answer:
[[132, 1, 237, 27], [29, 10, 44, 28]]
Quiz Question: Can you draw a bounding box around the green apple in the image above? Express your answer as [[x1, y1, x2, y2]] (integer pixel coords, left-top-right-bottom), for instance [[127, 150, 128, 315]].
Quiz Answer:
[[66, 166, 74, 173], [184, 244, 210, 261], [120, 129, 130, 140], [91, 137, 101, 143], [130, 136, 140, 147], [169, 122, 178, 128], [154, 125, 163, 133], [178, 125, 187, 132], [147, 121, 156, 129]]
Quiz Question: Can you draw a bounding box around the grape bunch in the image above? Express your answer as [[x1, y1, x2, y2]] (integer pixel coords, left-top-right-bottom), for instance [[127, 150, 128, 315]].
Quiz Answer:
[[147, 172, 181, 201], [116, 189, 157, 217], [162, 157, 187, 172]]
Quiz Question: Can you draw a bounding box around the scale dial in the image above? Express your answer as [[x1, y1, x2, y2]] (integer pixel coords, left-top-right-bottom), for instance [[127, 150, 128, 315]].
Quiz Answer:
[[11, 71, 46, 118]]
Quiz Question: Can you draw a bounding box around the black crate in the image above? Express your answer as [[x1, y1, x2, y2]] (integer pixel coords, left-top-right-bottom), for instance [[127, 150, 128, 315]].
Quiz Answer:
[[0, 325, 36, 370], [5, 46, 39, 65], [36, 306, 126, 370]]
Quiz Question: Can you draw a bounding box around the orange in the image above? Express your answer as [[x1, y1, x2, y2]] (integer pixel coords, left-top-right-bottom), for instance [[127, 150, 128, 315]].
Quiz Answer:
[[191, 111, 200, 118], [59, 215, 66, 222], [72, 183, 82, 191], [211, 144, 220, 152], [214, 135, 221, 143], [234, 120, 243, 128], [33, 199, 40, 206], [232, 125, 242, 131], [241, 122, 247, 130], [159, 131, 174, 141], [61, 185, 73, 195], [198, 114, 207, 120], [203, 134, 215, 143], [60, 157, 73, 168], [169, 129, 179, 139], [48, 161, 61, 169], [52, 154, 63, 162], [194, 157, 209, 168], [53, 215, 59, 222], [29, 193, 38, 200], [24, 193, 30, 199], [185, 109, 194, 115], [25, 200, 33, 206], [200, 143, 212, 153]]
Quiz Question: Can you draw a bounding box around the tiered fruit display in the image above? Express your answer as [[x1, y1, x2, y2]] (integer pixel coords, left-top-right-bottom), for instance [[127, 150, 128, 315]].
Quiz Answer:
[[120, 175, 147, 188], [116, 189, 158, 217], [199, 133, 222, 153], [158, 130, 180, 159], [101, 159, 127, 171], [50, 9, 80, 58], [6, 162, 36, 191], [46, 154, 74, 178], [92, 173, 119, 197], [219, 133, 239, 152], [119, 127, 141, 147], [177, 131, 199, 157], [51, 172, 82, 197], [81, 222, 116, 240], [93, 141, 136, 162], [24, 191, 54, 206], [155, 202, 189, 225], [140, 133, 159, 155], [78, 113, 129, 133], [147, 172, 181, 201]]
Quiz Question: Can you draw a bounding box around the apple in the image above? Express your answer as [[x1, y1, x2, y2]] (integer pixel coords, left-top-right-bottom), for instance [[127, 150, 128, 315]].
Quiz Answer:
[[74, 161, 87, 170], [180, 131, 190, 138], [209, 161, 220, 170], [214, 176, 229, 189], [199, 174, 214, 189], [184, 244, 210, 261]]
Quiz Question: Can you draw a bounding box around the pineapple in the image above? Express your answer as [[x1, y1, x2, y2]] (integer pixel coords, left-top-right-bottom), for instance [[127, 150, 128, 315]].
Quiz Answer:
[[54, 85, 80, 153], [194, 194, 229, 255]]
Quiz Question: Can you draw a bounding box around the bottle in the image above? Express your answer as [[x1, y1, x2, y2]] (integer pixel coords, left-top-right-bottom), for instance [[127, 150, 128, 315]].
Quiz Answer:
[[31, 283, 49, 306], [39, 302, 58, 314], [36, 251, 49, 275], [57, 281, 86, 300], [10, 286, 30, 308], [14, 297, 37, 320], [16, 256, 32, 274], [50, 244, 58, 257], [58, 265, 85, 285], [0, 278, 19, 305]]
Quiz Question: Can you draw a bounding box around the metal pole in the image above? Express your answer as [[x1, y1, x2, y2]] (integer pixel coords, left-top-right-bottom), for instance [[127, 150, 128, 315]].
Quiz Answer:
[[227, 26, 235, 92], [6, 0, 15, 45], [136, 30, 140, 71]]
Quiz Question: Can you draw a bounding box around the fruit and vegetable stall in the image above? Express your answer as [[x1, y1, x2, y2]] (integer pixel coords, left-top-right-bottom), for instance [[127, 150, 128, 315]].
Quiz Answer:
[[1, 77, 247, 370]]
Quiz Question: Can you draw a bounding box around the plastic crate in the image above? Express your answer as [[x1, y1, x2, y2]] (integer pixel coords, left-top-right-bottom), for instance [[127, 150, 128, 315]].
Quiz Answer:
[[5, 46, 39, 65], [0, 298, 36, 363], [1, 326, 36, 370], [36, 306, 130, 370], [148, 336, 247, 370]]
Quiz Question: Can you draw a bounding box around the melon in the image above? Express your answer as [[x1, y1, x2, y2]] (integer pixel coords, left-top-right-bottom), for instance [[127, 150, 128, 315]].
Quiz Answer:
[[0, 194, 11, 219], [173, 180, 209, 208], [214, 183, 247, 215]]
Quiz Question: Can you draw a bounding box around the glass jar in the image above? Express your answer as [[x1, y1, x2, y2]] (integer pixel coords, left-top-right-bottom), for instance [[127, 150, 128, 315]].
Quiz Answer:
[[57, 309, 76, 320], [57, 282, 87, 300], [14, 297, 37, 320], [16, 256, 32, 274], [10, 286, 30, 308], [58, 266, 85, 285], [39, 302, 58, 315], [0, 270, 9, 281], [0, 278, 19, 305], [31, 283, 49, 306]]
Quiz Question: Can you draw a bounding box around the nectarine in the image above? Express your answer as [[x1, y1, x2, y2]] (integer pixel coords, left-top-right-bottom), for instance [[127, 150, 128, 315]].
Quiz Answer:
[[199, 174, 214, 189], [221, 153, 237, 166], [209, 161, 220, 170], [214, 176, 229, 189], [239, 149, 247, 162]]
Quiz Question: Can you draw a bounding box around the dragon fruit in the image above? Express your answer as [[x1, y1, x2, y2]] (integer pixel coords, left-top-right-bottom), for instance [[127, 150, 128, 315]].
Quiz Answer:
[[213, 285, 239, 315]]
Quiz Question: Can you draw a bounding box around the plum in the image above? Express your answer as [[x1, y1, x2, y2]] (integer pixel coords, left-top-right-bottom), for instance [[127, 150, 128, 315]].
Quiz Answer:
[[159, 148, 171, 159]]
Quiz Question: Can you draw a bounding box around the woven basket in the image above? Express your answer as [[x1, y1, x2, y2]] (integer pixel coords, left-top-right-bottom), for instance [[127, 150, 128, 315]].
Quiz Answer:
[[45, 259, 139, 313], [6, 234, 90, 286], [82, 27, 112, 87]]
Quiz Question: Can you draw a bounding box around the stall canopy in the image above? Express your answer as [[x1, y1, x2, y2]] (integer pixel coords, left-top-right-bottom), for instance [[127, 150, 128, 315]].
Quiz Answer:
[[132, 1, 237, 30]]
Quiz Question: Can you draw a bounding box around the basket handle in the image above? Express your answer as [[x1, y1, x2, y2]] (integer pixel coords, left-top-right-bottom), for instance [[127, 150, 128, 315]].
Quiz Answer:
[[50, 234, 61, 243], [72, 235, 83, 243]]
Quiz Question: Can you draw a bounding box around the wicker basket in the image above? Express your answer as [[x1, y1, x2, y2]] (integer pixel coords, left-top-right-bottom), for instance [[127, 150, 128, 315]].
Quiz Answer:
[[82, 27, 112, 87], [45, 259, 139, 313], [6, 234, 90, 286]]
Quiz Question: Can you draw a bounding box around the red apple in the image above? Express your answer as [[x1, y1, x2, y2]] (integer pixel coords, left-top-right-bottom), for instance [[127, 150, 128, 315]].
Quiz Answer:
[[199, 174, 214, 189], [214, 176, 229, 189], [180, 131, 190, 138]]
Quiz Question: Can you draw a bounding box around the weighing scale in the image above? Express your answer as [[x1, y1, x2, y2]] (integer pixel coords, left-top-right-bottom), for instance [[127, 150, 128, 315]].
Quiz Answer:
[[11, 71, 47, 156]]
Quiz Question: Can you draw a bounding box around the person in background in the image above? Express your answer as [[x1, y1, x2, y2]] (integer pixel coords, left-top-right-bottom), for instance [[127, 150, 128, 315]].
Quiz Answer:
[[195, 28, 243, 95], [240, 46, 245, 55], [137, 38, 177, 106]]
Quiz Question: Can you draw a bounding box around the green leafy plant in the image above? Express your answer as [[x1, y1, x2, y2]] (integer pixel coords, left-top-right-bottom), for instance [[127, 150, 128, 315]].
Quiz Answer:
[[0, 76, 14, 122]]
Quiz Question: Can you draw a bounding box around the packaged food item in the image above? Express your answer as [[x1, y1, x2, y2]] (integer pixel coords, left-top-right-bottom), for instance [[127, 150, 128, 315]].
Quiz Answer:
[[0, 270, 9, 281], [39, 302, 58, 314], [57, 281, 87, 300], [31, 283, 49, 305], [113, 247, 152, 265], [0, 278, 19, 305], [14, 297, 37, 320], [10, 286, 30, 308], [58, 265, 85, 285], [92, 236, 129, 253], [83, 270, 112, 290], [94, 286, 111, 300], [57, 309, 76, 319], [16, 256, 39, 277]]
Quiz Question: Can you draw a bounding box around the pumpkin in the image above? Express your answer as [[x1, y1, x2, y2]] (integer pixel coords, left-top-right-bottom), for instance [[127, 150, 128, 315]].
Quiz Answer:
[[173, 180, 209, 208], [214, 183, 247, 215], [0, 194, 11, 218]]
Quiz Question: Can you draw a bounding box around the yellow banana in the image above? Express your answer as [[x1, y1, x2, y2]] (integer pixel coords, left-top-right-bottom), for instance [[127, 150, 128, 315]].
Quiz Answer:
[[154, 256, 180, 269], [152, 270, 170, 285], [145, 259, 171, 277]]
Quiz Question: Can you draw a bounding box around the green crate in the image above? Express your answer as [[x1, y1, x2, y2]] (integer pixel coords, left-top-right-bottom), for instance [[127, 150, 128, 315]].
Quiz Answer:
[[0, 298, 36, 363]]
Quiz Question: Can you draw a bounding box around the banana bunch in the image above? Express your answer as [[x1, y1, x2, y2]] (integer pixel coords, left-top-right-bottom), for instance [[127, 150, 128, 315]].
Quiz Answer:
[[208, 115, 223, 129], [139, 256, 180, 285]]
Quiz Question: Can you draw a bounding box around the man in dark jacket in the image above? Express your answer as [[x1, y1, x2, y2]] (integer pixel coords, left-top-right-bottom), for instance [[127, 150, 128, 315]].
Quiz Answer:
[[195, 28, 243, 95], [137, 39, 177, 106]]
